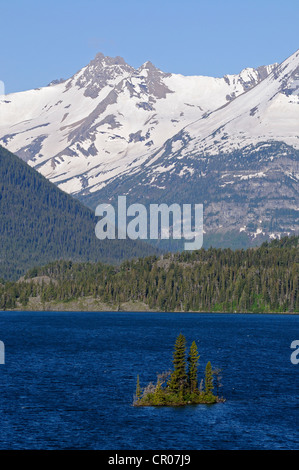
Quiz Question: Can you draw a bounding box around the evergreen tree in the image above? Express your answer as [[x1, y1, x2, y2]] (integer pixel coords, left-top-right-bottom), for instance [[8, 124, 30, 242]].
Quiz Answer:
[[167, 333, 187, 393], [153, 379, 165, 405], [204, 361, 214, 396], [188, 341, 200, 393], [135, 374, 142, 401]]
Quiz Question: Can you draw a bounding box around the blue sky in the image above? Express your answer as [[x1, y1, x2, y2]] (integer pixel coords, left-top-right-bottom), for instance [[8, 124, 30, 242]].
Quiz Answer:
[[1, 0, 298, 93]]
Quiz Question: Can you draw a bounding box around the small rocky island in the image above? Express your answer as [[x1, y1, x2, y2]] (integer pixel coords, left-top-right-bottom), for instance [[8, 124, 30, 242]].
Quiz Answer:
[[133, 333, 225, 406]]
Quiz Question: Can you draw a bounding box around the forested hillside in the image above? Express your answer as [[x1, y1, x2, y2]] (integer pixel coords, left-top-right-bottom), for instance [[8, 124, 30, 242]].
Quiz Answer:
[[0, 145, 158, 280], [1, 236, 297, 313]]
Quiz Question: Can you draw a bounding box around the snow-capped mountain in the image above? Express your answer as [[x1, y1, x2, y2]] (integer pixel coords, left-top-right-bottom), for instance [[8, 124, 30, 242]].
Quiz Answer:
[[0, 52, 277, 196], [94, 49, 298, 247], [0, 49, 298, 247], [159, 48, 299, 158]]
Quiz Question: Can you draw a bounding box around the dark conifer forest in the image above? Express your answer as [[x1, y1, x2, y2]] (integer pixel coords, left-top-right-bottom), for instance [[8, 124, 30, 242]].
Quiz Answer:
[[0, 145, 158, 281], [0, 235, 297, 313]]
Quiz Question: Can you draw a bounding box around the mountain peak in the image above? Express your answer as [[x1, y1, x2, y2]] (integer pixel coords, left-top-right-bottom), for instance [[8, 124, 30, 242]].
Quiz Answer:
[[223, 63, 278, 90], [93, 52, 128, 67], [270, 48, 299, 95], [69, 52, 134, 98], [139, 60, 159, 72]]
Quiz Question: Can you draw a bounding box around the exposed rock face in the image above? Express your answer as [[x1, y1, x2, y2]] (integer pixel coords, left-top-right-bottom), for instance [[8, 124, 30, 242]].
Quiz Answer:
[[81, 141, 298, 247]]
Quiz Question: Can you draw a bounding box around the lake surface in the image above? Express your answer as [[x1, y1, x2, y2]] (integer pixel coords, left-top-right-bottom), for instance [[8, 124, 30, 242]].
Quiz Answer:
[[0, 311, 298, 450]]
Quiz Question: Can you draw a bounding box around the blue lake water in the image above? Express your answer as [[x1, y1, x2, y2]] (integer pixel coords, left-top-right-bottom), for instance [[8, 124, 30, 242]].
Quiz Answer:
[[0, 311, 298, 450]]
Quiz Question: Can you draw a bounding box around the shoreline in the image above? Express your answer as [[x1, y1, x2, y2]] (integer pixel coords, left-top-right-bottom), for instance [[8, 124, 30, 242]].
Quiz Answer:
[[1, 305, 298, 315]]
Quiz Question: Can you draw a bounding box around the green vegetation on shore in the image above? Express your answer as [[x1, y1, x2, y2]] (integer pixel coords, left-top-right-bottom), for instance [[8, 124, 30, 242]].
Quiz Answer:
[[134, 333, 224, 406], [0, 235, 298, 313]]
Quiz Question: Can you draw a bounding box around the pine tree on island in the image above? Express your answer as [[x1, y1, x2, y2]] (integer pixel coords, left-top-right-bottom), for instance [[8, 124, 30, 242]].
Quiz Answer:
[[134, 334, 224, 406], [188, 340, 200, 394], [167, 333, 188, 397], [135, 374, 142, 400], [204, 361, 216, 403]]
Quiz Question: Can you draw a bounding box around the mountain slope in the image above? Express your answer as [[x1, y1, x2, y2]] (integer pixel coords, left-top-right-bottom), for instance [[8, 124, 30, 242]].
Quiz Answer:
[[76, 50, 299, 246], [0, 145, 158, 280], [162, 48, 299, 157], [0, 53, 277, 198], [79, 140, 298, 248]]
